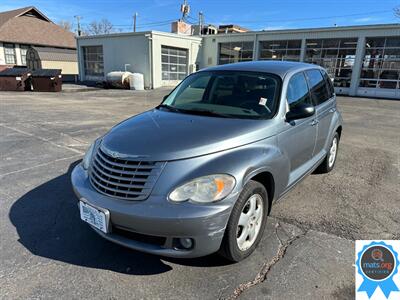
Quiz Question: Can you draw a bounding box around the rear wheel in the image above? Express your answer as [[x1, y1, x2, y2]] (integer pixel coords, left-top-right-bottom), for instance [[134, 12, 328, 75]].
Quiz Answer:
[[316, 132, 339, 174], [219, 180, 268, 262]]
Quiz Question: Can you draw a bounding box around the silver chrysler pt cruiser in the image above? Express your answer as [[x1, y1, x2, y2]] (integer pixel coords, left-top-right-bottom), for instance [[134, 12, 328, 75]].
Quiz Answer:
[[71, 61, 343, 262]]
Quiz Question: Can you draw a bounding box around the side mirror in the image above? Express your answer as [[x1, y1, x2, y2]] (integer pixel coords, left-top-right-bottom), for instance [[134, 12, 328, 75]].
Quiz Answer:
[[163, 94, 169, 101], [286, 103, 315, 122]]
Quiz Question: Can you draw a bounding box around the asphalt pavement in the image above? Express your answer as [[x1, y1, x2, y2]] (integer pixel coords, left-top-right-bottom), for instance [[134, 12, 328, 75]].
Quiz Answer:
[[0, 88, 399, 299]]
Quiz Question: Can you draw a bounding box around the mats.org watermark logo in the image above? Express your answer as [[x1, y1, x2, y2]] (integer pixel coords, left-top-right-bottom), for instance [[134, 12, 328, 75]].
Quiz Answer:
[[356, 241, 400, 300]]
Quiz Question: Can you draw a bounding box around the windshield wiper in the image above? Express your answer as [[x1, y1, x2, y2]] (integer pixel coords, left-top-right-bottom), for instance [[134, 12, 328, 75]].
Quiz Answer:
[[157, 105, 230, 118], [156, 104, 182, 113], [179, 109, 231, 118]]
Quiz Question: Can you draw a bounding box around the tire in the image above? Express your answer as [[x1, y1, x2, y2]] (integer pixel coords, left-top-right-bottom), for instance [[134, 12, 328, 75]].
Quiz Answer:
[[219, 180, 269, 262], [315, 132, 339, 174]]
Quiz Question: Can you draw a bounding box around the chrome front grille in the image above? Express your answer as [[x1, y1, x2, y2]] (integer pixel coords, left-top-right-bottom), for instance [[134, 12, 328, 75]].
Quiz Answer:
[[89, 146, 165, 200]]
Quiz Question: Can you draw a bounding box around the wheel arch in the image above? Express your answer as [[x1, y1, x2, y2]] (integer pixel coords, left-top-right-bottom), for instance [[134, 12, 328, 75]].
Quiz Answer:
[[336, 125, 342, 139], [248, 171, 275, 214]]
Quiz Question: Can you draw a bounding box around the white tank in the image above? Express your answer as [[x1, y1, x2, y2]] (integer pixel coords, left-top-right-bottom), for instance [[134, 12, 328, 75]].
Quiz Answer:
[[106, 71, 133, 89], [129, 73, 144, 90]]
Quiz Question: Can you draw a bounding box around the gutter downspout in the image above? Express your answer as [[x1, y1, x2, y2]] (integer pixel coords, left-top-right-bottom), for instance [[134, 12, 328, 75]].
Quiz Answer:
[[252, 32, 258, 60], [76, 39, 83, 82], [146, 33, 154, 89]]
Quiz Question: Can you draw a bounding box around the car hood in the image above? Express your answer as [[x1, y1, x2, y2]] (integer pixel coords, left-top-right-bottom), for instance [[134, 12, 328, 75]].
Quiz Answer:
[[101, 109, 276, 161]]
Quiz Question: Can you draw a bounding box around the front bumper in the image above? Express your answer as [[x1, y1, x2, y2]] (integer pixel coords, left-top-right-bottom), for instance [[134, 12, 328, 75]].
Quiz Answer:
[[71, 164, 236, 258]]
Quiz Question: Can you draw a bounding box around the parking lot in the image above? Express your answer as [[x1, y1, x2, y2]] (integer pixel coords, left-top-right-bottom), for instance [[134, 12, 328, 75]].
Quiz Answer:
[[0, 88, 399, 299]]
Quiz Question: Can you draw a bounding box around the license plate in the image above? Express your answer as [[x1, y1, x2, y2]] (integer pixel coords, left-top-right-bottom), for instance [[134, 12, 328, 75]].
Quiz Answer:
[[79, 201, 108, 233]]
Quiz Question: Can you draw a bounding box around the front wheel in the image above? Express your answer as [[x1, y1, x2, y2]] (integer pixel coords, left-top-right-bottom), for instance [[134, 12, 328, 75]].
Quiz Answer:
[[219, 180, 269, 262]]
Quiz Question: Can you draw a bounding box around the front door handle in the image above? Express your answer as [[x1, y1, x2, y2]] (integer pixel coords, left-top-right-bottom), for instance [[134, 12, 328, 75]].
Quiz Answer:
[[310, 119, 318, 126], [329, 108, 336, 113]]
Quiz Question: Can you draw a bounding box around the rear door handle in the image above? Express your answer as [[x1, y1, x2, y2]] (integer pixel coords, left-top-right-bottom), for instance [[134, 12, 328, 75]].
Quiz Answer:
[[310, 120, 318, 126], [329, 108, 336, 113]]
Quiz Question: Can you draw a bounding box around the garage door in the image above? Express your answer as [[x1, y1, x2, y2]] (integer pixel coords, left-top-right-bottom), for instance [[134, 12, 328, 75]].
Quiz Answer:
[[357, 36, 400, 100], [161, 46, 188, 86]]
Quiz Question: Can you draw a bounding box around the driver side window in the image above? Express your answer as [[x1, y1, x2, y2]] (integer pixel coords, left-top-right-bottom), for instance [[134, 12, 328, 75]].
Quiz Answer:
[[287, 72, 312, 110]]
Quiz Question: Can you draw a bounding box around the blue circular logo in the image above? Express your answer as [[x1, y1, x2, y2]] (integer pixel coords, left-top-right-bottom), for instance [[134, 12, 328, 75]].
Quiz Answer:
[[357, 241, 400, 298]]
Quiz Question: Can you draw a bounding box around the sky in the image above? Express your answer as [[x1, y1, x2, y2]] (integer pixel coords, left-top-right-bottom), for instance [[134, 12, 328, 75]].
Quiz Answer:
[[1, 0, 399, 33]]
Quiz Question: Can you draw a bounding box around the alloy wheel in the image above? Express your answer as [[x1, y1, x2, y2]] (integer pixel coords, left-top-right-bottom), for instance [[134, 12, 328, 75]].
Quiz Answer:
[[328, 137, 338, 168], [236, 194, 264, 251]]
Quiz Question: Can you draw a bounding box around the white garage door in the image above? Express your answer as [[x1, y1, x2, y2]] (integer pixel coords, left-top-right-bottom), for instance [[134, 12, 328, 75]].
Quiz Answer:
[[357, 36, 400, 100], [161, 46, 188, 86]]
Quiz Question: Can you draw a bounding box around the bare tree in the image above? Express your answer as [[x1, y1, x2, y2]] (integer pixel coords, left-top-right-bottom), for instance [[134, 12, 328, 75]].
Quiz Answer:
[[395, 6, 400, 18], [86, 19, 115, 35], [58, 20, 73, 32]]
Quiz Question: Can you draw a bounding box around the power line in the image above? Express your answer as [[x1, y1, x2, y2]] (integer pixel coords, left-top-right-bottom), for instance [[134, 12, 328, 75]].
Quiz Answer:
[[184, 19, 198, 25], [131, 18, 176, 26], [202, 9, 393, 24], [136, 22, 174, 29], [74, 8, 395, 34], [79, 19, 176, 28], [187, 15, 198, 22]]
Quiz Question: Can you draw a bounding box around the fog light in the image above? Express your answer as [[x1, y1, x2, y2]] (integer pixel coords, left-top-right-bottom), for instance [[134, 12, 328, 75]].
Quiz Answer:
[[179, 238, 193, 249]]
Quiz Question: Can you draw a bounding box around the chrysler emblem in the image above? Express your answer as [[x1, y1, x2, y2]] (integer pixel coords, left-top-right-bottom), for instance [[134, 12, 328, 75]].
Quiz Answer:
[[101, 145, 149, 159], [107, 150, 122, 158]]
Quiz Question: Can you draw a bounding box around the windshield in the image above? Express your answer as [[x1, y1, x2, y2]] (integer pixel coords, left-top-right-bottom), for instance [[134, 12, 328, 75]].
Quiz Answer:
[[159, 71, 281, 119]]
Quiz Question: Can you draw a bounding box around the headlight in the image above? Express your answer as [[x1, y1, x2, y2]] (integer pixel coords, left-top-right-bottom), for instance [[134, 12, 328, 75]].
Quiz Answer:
[[169, 174, 235, 203], [82, 142, 95, 170]]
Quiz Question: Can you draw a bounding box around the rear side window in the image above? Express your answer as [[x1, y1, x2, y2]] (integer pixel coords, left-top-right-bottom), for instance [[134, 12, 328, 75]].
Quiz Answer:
[[321, 70, 334, 98], [305, 69, 331, 105], [287, 72, 312, 110]]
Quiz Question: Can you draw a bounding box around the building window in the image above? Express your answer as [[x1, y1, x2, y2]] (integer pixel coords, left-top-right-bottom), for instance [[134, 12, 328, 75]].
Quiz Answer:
[[161, 46, 188, 81], [218, 41, 254, 65], [20, 45, 30, 65], [259, 40, 302, 61], [305, 38, 358, 88], [82, 46, 104, 77], [359, 37, 400, 90], [4, 43, 16, 64]]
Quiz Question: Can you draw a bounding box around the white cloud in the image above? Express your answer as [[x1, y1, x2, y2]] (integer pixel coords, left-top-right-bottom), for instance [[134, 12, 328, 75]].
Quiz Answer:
[[262, 25, 287, 31], [353, 17, 380, 23]]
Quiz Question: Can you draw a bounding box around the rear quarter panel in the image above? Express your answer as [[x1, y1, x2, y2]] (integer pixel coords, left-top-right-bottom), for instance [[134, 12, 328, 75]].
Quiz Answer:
[[325, 107, 343, 150]]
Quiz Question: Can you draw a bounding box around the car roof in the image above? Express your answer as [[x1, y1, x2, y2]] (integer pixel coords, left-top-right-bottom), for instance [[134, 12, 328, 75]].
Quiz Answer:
[[200, 61, 320, 78]]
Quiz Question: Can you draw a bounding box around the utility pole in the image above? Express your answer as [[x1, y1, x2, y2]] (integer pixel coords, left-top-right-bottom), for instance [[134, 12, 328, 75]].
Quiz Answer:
[[180, 0, 190, 22], [199, 11, 204, 35], [74, 15, 82, 36], [133, 12, 138, 32]]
